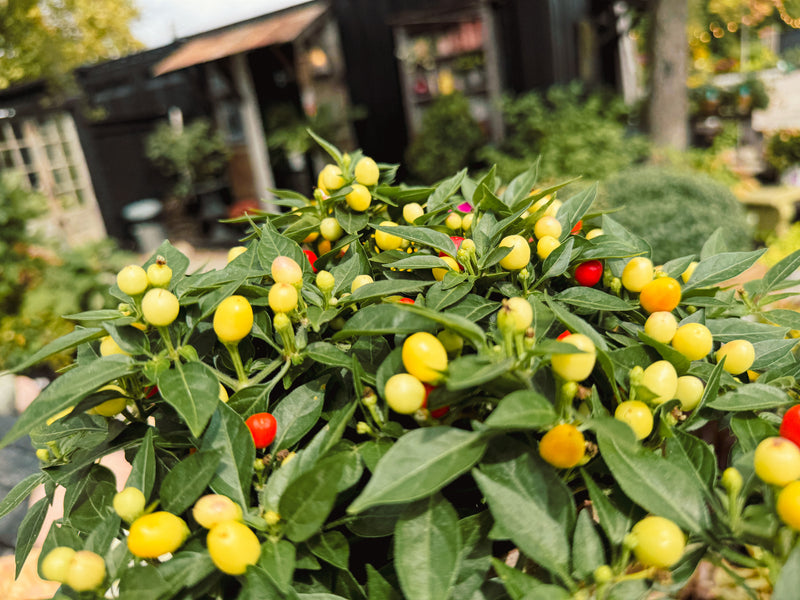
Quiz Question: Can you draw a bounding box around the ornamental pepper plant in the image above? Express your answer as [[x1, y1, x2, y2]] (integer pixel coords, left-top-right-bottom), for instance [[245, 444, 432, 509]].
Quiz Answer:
[[4, 132, 800, 599]]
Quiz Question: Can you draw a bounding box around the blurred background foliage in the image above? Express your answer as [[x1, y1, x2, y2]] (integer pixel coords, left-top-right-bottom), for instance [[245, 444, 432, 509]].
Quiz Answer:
[[0, 172, 133, 375]]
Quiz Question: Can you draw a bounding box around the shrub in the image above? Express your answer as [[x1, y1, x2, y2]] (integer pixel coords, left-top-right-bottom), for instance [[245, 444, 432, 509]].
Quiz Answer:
[[3, 135, 800, 599], [0, 171, 133, 372], [599, 165, 752, 264], [478, 81, 650, 182], [405, 91, 485, 184]]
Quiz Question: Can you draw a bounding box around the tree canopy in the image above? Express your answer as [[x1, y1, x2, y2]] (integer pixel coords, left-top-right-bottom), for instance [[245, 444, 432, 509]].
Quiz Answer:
[[0, 0, 142, 89]]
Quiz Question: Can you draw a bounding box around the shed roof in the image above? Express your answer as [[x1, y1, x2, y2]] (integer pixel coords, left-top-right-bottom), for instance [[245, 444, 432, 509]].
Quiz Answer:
[[153, 3, 326, 76]]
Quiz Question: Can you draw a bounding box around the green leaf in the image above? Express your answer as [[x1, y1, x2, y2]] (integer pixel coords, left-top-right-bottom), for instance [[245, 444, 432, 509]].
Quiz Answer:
[[426, 281, 472, 311], [343, 279, 432, 305], [682, 249, 765, 292], [280, 454, 345, 542], [380, 255, 452, 271], [200, 403, 255, 507], [592, 417, 709, 533], [427, 168, 467, 213], [544, 296, 608, 351], [764, 309, 800, 330], [555, 287, 636, 312], [473, 467, 571, 585], [637, 332, 690, 373], [103, 322, 149, 356], [157, 361, 221, 438], [373, 224, 458, 257], [772, 531, 800, 600], [0, 357, 134, 449], [8, 327, 105, 374], [751, 339, 799, 371], [706, 317, 789, 343], [257, 219, 309, 276], [15, 497, 49, 578], [395, 303, 486, 349], [366, 563, 403, 600], [730, 414, 777, 453], [334, 304, 436, 339], [557, 183, 597, 234], [708, 383, 794, 411], [331, 252, 370, 296], [539, 237, 575, 281], [118, 565, 170, 600], [0, 472, 45, 522], [492, 559, 570, 600], [308, 129, 344, 166], [484, 390, 558, 430], [502, 164, 539, 208], [447, 294, 501, 322], [335, 204, 370, 234], [581, 469, 630, 546], [445, 355, 514, 390], [308, 531, 349, 570], [304, 343, 352, 369], [571, 509, 605, 580], [272, 379, 326, 449], [759, 249, 800, 297], [451, 511, 492, 598], [84, 510, 121, 555], [601, 215, 650, 257], [258, 539, 296, 593], [664, 430, 718, 504], [699, 228, 727, 260], [160, 449, 224, 514], [394, 494, 461, 600], [348, 427, 488, 513], [125, 428, 156, 498], [145, 240, 191, 281]]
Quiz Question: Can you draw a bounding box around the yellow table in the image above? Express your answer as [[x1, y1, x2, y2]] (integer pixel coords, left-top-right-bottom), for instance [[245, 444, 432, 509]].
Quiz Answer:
[[735, 185, 800, 237]]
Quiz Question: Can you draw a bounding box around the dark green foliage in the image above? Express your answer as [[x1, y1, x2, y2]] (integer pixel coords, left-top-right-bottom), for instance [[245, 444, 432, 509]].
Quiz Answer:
[[405, 92, 485, 184], [599, 166, 752, 264], [478, 82, 650, 182]]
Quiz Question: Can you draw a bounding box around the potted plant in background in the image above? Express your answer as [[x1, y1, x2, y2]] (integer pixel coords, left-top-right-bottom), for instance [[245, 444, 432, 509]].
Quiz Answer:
[[766, 129, 800, 186], [145, 117, 230, 243]]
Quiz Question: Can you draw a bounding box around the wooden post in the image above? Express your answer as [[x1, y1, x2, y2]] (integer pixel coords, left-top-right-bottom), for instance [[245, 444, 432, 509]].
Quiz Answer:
[[230, 53, 277, 212]]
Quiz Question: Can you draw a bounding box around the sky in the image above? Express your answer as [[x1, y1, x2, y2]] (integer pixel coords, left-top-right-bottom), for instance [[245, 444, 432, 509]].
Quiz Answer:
[[130, 0, 307, 48]]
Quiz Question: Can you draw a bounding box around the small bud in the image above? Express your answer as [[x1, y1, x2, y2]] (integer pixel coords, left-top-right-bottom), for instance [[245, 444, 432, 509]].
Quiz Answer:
[[362, 387, 377, 406], [722, 467, 743, 497], [36, 448, 50, 462], [316, 270, 335, 293], [356, 421, 373, 435], [274, 312, 292, 332], [628, 365, 644, 387], [594, 565, 614, 584], [561, 381, 578, 400], [264, 510, 281, 526]]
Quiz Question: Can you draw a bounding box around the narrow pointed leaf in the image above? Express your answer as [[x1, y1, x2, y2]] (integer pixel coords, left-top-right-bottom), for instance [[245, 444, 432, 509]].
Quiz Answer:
[[394, 495, 461, 600], [348, 427, 488, 513], [157, 361, 220, 438], [0, 357, 134, 449]]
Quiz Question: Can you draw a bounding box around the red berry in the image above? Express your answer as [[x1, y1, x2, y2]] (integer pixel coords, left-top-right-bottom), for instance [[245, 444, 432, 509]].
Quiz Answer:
[[574, 260, 603, 287], [245, 412, 278, 449], [571, 220, 583, 234], [781, 405, 800, 448], [303, 249, 318, 273], [557, 330, 571, 341], [398, 297, 415, 304], [421, 383, 449, 418]]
